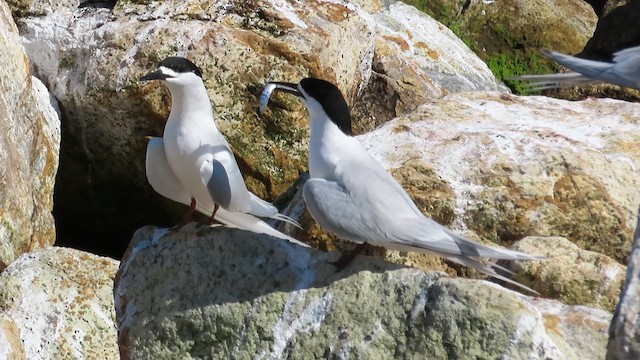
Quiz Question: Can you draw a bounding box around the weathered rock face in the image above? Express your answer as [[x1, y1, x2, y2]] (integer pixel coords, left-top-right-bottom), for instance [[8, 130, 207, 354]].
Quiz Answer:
[[402, 0, 597, 91], [280, 92, 640, 278], [0, 0, 60, 270], [352, 2, 508, 133], [0, 316, 24, 359], [14, 0, 376, 257], [510, 236, 626, 312], [10, 0, 510, 258], [544, 0, 640, 102], [115, 226, 611, 359], [0, 247, 120, 359], [607, 209, 640, 360], [360, 92, 640, 263]]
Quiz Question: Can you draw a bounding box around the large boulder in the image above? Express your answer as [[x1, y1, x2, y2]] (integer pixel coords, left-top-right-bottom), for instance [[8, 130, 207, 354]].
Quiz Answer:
[[352, 2, 508, 133], [115, 225, 611, 359], [401, 0, 597, 92], [10, 0, 510, 258], [0, 247, 120, 359], [607, 209, 640, 359], [510, 236, 626, 312], [0, 0, 60, 270]]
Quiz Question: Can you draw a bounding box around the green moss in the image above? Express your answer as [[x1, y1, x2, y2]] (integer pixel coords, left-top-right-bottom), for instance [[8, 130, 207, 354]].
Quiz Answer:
[[401, 1, 569, 94], [486, 51, 558, 94]]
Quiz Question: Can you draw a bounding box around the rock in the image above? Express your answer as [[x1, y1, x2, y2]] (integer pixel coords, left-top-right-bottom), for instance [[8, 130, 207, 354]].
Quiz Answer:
[[402, 0, 597, 92], [6, 0, 77, 17], [582, 0, 640, 58], [359, 91, 640, 263], [115, 225, 611, 359], [544, 0, 640, 102], [13, 0, 515, 258], [607, 209, 640, 359], [280, 91, 640, 277], [0, 247, 120, 359], [352, 2, 508, 133], [509, 236, 626, 312], [14, 0, 376, 257], [0, 316, 25, 359], [0, 0, 61, 270]]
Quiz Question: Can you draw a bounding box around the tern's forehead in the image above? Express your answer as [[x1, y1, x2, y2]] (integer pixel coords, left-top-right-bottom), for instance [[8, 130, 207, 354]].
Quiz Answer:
[[158, 66, 179, 78]]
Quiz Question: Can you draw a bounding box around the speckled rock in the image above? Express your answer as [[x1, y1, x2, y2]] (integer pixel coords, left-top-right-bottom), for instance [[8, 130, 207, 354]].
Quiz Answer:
[[0, 316, 24, 360], [115, 225, 611, 359], [607, 209, 640, 359], [360, 92, 640, 263], [0, 0, 60, 270], [352, 2, 508, 133], [509, 236, 626, 312], [403, 0, 597, 89], [279, 91, 639, 280], [0, 247, 120, 360], [13, 0, 375, 256], [544, 0, 640, 102]]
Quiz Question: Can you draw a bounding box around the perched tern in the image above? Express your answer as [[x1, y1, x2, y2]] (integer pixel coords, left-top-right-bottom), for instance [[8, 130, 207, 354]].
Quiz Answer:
[[140, 56, 303, 245], [260, 78, 546, 292], [511, 46, 640, 91]]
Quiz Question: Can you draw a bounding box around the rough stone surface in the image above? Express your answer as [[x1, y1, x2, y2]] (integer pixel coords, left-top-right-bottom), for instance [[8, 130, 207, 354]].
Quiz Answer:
[[0, 247, 120, 360], [279, 91, 639, 281], [12, 0, 513, 258], [0, 315, 25, 360], [359, 92, 640, 264], [510, 236, 626, 312], [352, 2, 508, 133], [115, 225, 611, 360], [607, 209, 640, 359], [544, 0, 640, 102], [14, 0, 376, 257], [0, 0, 61, 270]]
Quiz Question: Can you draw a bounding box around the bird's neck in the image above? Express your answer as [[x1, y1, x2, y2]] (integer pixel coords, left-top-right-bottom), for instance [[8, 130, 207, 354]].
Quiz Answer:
[[308, 111, 352, 178], [166, 82, 216, 125]]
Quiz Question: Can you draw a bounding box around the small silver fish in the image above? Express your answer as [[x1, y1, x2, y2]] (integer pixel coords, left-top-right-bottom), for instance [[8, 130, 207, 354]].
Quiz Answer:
[[259, 83, 277, 114]]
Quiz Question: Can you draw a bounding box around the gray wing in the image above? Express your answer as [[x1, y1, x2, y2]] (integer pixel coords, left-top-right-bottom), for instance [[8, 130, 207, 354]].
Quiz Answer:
[[303, 178, 373, 244], [311, 154, 546, 260], [611, 46, 640, 88], [146, 137, 191, 205], [199, 146, 251, 212], [509, 47, 640, 90]]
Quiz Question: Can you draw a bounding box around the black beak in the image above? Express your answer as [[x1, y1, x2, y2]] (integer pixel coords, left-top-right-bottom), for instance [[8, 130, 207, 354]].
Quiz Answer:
[[140, 69, 170, 82], [260, 81, 304, 113], [269, 82, 303, 97]]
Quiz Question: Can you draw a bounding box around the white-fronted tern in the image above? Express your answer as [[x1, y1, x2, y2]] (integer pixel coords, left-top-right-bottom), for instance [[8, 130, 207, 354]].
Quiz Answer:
[[260, 78, 546, 292], [140, 57, 304, 246]]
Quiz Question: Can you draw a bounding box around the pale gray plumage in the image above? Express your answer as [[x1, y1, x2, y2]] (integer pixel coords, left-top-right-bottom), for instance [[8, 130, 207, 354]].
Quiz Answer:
[[260, 78, 546, 293], [140, 56, 302, 239], [145, 136, 308, 247], [512, 46, 640, 90]]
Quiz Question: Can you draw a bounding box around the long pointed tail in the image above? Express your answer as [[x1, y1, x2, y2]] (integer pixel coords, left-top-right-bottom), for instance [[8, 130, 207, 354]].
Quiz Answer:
[[202, 205, 308, 248], [445, 254, 539, 294]]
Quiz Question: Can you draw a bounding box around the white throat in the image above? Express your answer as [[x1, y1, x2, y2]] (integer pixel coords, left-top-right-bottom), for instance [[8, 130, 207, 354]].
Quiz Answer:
[[165, 79, 215, 123], [305, 98, 352, 180]]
